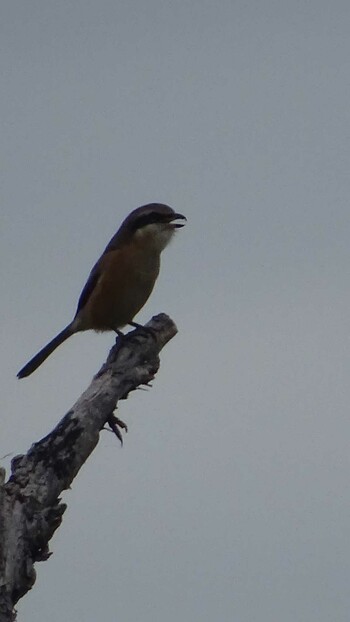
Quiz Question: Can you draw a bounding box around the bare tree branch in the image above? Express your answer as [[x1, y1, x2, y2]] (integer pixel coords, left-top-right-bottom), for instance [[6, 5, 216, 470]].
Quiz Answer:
[[0, 313, 178, 621]]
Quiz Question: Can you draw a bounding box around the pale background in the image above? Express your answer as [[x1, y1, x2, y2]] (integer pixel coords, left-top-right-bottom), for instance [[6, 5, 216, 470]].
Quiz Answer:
[[2, 1, 350, 621]]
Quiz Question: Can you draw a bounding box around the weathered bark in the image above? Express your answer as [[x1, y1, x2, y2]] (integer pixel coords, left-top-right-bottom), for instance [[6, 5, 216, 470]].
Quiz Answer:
[[0, 314, 177, 621]]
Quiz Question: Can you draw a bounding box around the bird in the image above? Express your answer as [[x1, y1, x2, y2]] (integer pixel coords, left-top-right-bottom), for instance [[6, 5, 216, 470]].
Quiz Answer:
[[17, 203, 186, 378]]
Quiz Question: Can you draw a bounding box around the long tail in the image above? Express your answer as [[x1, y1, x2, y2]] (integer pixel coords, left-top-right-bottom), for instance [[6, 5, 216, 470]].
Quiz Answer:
[[17, 324, 75, 378]]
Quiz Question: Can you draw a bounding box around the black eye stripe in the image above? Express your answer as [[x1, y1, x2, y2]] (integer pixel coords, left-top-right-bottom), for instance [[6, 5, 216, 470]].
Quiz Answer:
[[131, 212, 169, 232]]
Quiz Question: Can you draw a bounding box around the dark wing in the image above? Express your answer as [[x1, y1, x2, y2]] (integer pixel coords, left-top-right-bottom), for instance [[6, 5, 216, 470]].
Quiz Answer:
[[74, 262, 101, 317]]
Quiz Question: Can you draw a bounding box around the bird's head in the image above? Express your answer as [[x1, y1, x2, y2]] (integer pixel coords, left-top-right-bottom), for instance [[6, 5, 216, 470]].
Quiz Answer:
[[122, 203, 187, 251]]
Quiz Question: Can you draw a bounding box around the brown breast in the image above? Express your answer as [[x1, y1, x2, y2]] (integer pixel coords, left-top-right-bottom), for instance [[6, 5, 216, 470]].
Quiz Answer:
[[79, 245, 160, 331]]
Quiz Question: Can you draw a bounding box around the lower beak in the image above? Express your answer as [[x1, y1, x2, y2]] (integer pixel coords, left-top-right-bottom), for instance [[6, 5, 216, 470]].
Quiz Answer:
[[171, 213, 187, 228]]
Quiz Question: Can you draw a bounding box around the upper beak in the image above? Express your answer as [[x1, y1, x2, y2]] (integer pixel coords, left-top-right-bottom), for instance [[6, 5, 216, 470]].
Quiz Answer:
[[170, 213, 187, 228]]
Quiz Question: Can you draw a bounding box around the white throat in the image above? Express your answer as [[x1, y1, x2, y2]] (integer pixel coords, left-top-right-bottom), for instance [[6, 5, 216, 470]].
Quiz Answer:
[[135, 223, 175, 252]]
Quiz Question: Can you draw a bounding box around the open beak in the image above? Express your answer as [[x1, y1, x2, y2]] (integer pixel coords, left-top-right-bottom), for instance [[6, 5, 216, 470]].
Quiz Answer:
[[170, 213, 187, 228]]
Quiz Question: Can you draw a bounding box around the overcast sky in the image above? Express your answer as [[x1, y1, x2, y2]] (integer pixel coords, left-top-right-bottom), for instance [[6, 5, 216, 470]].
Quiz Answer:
[[2, 1, 350, 621]]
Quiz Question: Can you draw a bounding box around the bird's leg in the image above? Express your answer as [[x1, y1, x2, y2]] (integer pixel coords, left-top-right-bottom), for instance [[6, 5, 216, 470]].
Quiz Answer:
[[128, 321, 157, 341], [113, 328, 125, 349], [128, 321, 144, 330]]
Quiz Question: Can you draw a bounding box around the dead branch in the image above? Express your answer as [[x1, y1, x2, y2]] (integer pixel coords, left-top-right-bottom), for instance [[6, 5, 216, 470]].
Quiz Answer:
[[0, 314, 177, 622]]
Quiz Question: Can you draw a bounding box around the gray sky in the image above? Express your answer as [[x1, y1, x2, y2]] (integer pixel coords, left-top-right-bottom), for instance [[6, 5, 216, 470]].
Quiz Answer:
[[2, 1, 350, 620]]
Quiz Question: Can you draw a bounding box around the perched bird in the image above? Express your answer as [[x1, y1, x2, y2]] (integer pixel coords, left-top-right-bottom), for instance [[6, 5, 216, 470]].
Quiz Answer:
[[18, 203, 186, 378]]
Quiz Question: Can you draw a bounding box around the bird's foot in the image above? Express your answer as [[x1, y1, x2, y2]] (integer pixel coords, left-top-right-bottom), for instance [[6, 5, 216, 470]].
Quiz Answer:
[[128, 321, 157, 341]]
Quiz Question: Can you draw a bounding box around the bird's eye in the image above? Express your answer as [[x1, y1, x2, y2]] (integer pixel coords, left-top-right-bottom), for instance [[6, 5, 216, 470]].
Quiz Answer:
[[132, 212, 162, 231]]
